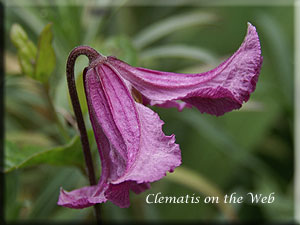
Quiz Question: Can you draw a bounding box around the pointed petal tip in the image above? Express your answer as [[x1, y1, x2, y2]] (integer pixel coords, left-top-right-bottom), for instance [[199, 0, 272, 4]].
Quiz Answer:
[[57, 188, 88, 209], [108, 22, 262, 116], [247, 22, 257, 33], [247, 21, 254, 28]]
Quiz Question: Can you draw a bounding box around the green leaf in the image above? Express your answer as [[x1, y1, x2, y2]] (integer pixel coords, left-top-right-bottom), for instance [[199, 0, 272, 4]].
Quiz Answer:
[[4, 131, 94, 173], [133, 11, 217, 49], [10, 23, 56, 83], [35, 23, 56, 83], [10, 24, 37, 78]]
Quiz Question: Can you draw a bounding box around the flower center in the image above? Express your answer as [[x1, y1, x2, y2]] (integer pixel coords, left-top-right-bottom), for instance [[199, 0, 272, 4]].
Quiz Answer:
[[131, 87, 143, 104]]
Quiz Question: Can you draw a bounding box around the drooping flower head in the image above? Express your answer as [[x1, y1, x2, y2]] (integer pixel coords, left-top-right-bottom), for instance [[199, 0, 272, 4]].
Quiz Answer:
[[58, 23, 262, 208]]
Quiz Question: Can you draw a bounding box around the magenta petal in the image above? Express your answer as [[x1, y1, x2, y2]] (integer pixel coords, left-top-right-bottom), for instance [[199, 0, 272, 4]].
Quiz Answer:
[[85, 64, 141, 181], [57, 185, 107, 209], [111, 102, 181, 184], [130, 182, 151, 194], [104, 181, 150, 208], [141, 94, 192, 111], [77, 62, 181, 208], [107, 23, 263, 116], [104, 182, 132, 208], [146, 98, 192, 111], [152, 100, 192, 111], [86, 63, 181, 184]]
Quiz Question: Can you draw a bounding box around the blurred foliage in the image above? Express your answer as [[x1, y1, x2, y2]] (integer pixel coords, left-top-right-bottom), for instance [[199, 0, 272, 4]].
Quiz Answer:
[[5, 131, 95, 173], [4, 2, 294, 224], [10, 22, 56, 83], [10, 24, 37, 79]]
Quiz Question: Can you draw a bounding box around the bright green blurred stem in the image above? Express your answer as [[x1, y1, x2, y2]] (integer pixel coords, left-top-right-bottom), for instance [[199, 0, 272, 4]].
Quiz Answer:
[[43, 84, 71, 143]]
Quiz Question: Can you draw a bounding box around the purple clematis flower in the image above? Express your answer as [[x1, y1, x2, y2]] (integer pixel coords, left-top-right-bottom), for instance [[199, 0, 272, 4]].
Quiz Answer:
[[58, 23, 262, 208]]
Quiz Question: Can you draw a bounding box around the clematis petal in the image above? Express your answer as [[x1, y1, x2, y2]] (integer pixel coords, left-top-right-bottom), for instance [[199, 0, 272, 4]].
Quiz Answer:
[[130, 182, 151, 194], [85, 62, 181, 184], [64, 60, 181, 208], [104, 182, 132, 208], [57, 106, 111, 208], [57, 185, 107, 209], [107, 23, 262, 116], [85, 63, 142, 180], [150, 100, 192, 111], [142, 95, 192, 111], [104, 181, 150, 208], [110, 102, 181, 184], [131, 84, 192, 111]]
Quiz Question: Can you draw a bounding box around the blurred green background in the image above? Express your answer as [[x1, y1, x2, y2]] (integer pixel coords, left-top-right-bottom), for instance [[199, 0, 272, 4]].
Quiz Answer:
[[4, 1, 294, 223]]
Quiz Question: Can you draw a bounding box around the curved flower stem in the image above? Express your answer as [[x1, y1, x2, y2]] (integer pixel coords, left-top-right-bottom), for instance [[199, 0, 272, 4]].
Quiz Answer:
[[66, 46, 102, 222]]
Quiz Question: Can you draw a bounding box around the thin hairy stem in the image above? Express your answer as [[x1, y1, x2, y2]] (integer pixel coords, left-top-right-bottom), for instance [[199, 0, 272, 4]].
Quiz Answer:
[[66, 46, 102, 222]]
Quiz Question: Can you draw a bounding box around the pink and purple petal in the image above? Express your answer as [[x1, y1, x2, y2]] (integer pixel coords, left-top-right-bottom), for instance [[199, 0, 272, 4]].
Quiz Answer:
[[107, 23, 262, 116], [85, 63, 141, 181], [143, 95, 192, 111], [65, 61, 181, 209], [86, 62, 181, 185], [111, 102, 181, 184], [57, 185, 107, 209], [104, 181, 150, 208]]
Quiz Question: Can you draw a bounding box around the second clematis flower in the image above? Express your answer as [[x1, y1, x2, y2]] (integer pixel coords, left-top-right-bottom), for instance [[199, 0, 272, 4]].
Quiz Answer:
[[58, 23, 263, 209]]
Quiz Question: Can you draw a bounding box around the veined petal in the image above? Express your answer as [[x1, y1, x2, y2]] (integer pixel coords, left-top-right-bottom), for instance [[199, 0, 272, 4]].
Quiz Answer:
[[142, 95, 192, 111], [131, 84, 192, 111], [111, 102, 181, 184], [151, 100, 192, 111], [85, 63, 141, 181], [104, 181, 150, 208], [57, 184, 107, 209], [107, 23, 263, 116], [76, 61, 180, 208], [57, 99, 112, 209], [86, 62, 181, 184]]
